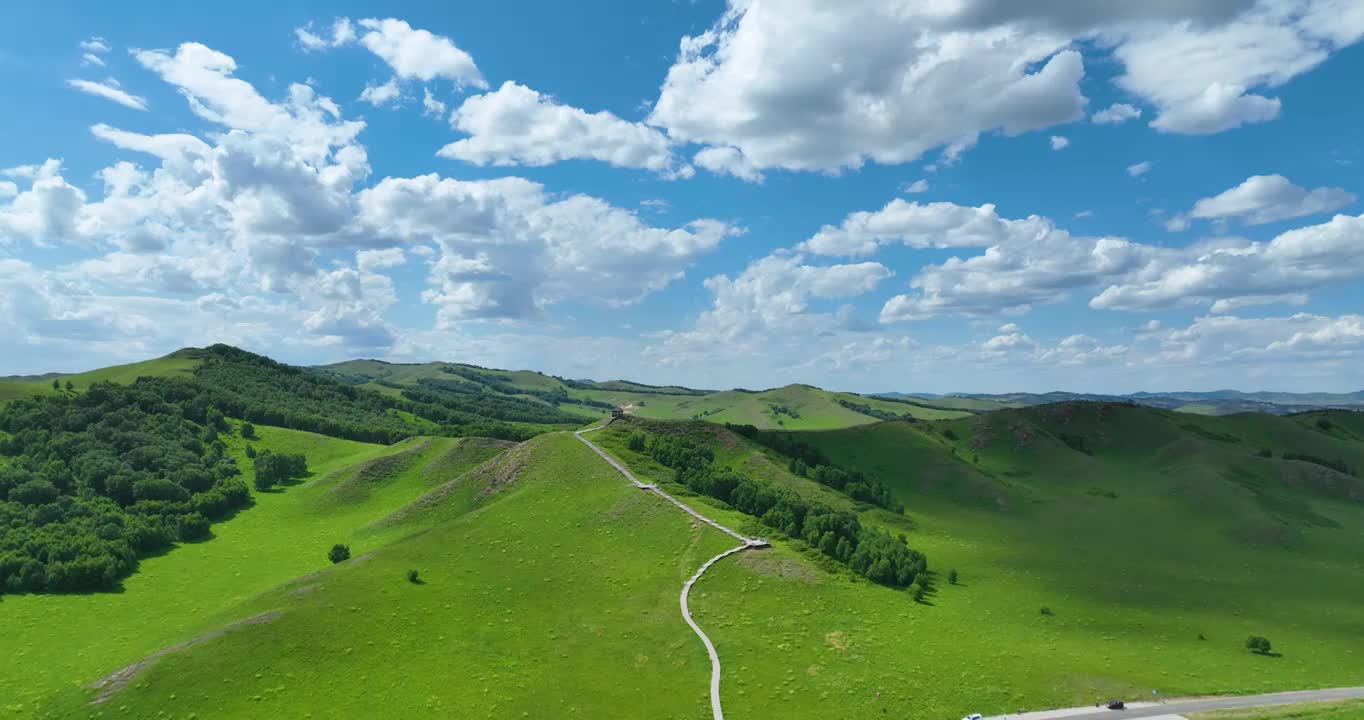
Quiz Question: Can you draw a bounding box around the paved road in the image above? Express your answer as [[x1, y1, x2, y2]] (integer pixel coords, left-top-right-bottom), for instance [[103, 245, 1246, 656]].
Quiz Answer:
[[681, 543, 750, 720], [574, 421, 755, 720], [986, 687, 1364, 720]]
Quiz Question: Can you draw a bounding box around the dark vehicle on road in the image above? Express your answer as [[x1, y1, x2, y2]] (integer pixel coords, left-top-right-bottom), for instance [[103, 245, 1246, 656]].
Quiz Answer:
[[1106, 699, 1125, 710]]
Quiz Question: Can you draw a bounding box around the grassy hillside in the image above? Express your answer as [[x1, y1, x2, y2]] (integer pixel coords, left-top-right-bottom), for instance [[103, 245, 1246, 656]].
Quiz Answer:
[[6, 346, 1363, 718], [3, 421, 512, 714], [587, 410, 1364, 717], [0, 353, 201, 402], [572, 383, 971, 429], [27, 431, 741, 719], [1193, 701, 1364, 719]]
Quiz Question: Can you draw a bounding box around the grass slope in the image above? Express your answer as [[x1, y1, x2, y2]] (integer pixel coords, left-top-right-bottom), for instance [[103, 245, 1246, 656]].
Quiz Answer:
[[31, 432, 740, 719], [0, 354, 201, 402], [576, 384, 971, 429], [1192, 701, 1364, 719], [2, 422, 508, 715], [580, 411, 1364, 718]]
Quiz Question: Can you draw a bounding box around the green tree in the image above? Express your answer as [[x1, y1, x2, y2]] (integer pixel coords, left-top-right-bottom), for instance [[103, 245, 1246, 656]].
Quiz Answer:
[[406, 569, 421, 584], [948, 568, 959, 585], [64, 380, 74, 391], [51, 379, 60, 390], [1246, 636, 1272, 654], [328, 544, 351, 564], [240, 422, 256, 439], [245, 444, 257, 459], [912, 584, 926, 602], [626, 432, 646, 452]]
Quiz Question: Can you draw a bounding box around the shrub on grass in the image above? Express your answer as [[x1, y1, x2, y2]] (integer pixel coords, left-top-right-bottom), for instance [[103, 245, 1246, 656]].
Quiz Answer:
[[1316, 419, 1333, 432], [1040, 606, 1053, 616], [913, 585, 926, 602], [1246, 636, 1272, 654], [245, 444, 256, 459], [51, 379, 60, 390], [943, 428, 958, 441], [64, 380, 73, 391], [948, 569, 958, 585], [406, 569, 420, 584], [328, 544, 350, 564], [626, 432, 646, 452], [240, 422, 256, 439]]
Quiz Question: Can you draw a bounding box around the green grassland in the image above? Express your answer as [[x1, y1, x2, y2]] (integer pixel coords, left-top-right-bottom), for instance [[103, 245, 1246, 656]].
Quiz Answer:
[[5, 353, 1363, 720], [0, 354, 201, 402], [1193, 701, 1364, 719], [1, 422, 509, 715], [322, 358, 972, 430], [587, 408, 1364, 717], [24, 431, 741, 719], [572, 384, 971, 428]]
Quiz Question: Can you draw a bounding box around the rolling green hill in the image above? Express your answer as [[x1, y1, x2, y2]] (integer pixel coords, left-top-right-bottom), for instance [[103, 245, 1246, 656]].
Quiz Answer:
[[3, 348, 1362, 719]]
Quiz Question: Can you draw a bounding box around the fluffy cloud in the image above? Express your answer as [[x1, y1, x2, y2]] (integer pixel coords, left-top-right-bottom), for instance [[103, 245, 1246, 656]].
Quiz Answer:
[[1112, 2, 1364, 134], [359, 78, 401, 107], [904, 179, 930, 194], [0, 160, 87, 245], [866, 201, 1364, 322], [421, 88, 446, 117], [1185, 174, 1356, 225], [295, 18, 356, 51], [82, 53, 106, 68], [80, 37, 111, 54], [439, 82, 688, 177], [356, 247, 406, 272], [802, 199, 1054, 257], [1091, 213, 1364, 311], [650, 252, 892, 364], [643, 0, 1364, 176], [67, 78, 148, 110], [355, 18, 484, 87], [650, 1, 1087, 174], [1050, 135, 1070, 150], [1091, 102, 1142, 124], [1127, 161, 1152, 177], [356, 173, 736, 323]]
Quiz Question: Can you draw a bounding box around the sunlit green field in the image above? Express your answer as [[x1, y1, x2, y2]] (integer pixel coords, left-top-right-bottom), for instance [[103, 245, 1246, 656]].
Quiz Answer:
[[1, 423, 504, 715], [24, 432, 738, 719]]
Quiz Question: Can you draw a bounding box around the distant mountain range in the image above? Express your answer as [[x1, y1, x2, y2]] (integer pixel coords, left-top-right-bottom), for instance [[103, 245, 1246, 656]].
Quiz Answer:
[[877, 390, 1364, 416]]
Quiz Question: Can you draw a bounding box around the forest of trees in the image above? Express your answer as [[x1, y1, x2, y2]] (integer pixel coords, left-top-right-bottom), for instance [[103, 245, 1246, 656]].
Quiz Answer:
[[405, 377, 585, 425], [726, 425, 901, 512], [0, 382, 250, 594], [836, 398, 912, 421], [635, 432, 926, 588], [176, 345, 542, 443]]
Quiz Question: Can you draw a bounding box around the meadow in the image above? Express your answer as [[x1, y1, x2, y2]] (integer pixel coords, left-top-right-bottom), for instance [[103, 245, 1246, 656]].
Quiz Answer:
[[25, 432, 741, 719], [1, 422, 503, 715]]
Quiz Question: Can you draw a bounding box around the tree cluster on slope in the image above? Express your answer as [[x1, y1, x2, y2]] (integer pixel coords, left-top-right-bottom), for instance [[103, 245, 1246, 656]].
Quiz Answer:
[[179, 345, 541, 443], [726, 425, 901, 512], [637, 433, 926, 588], [0, 382, 249, 594]]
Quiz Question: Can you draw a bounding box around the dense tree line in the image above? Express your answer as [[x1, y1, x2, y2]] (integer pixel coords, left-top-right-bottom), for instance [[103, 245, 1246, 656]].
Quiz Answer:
[[437, 367, 615, 412], [726, 425, 901, 512], [636, 433, 926, 588], [836, 398, 912, 421], [1281, 451, 1355, 476], [251, 450, 308, 491], [407, 378, 585, 424], [0, 382, 249, 594], [180, 346, 540, 443]]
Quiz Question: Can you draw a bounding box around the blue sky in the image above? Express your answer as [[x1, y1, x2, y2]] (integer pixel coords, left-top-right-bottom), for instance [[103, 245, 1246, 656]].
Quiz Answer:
[[2, 1, 1363, 393]]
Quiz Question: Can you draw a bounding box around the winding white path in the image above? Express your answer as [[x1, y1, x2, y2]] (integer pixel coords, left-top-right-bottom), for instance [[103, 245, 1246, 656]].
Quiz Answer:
[[575, 421, 754, 720]]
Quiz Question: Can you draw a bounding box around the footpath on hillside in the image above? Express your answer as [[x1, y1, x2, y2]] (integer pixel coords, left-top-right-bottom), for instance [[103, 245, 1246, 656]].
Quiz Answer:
[[575, 419, 764, 720]]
